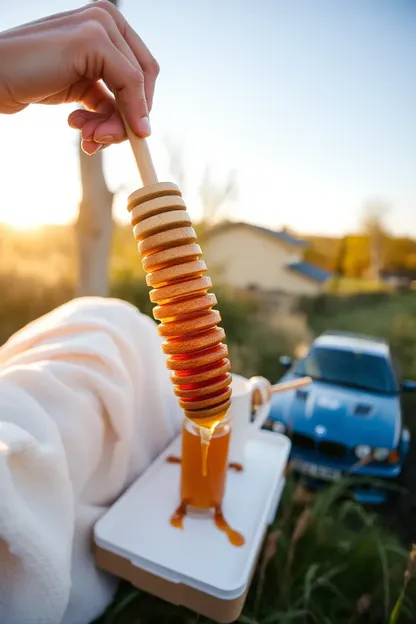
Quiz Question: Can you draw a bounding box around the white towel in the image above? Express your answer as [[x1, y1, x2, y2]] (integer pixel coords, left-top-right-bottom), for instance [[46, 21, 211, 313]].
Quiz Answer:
[[0, 296, 183, 624]]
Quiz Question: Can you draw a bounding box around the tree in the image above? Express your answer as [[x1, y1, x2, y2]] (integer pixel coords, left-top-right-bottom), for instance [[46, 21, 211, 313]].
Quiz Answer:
[[163, 136, 238, 227], [360, 200, 390, 281], [342, 236, 370, 278], [75, 0, 118, 297], [333, 236, 348, 277], [198, 165, 238, 225], [75, 147, 114, 296], [163, 135, 186, 190]]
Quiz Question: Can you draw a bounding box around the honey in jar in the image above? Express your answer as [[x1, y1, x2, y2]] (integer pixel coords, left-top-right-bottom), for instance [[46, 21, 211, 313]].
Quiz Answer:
[[169, 415, 245, 546]]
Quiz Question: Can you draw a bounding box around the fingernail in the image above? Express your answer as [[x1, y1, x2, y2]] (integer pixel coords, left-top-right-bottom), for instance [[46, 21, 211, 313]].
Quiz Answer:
[[138, 116, 151, 137], [90, 143, 105, 155], [95, 134, 115, 144]]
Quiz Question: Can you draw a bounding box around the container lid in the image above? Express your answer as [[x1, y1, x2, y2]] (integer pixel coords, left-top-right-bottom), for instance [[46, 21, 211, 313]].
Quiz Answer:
[[94, 430, 290, 598]]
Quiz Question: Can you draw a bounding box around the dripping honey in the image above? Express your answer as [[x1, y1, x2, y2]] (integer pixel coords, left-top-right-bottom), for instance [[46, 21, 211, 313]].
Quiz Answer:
[[197, 415, 226, 476]]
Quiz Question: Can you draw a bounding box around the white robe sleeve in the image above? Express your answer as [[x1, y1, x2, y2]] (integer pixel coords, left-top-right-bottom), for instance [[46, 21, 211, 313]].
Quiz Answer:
[[0, 297, 183, 624]]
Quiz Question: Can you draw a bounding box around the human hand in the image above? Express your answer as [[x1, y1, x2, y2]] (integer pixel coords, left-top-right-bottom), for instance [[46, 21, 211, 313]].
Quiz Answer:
[[0, 1, 159, 154]]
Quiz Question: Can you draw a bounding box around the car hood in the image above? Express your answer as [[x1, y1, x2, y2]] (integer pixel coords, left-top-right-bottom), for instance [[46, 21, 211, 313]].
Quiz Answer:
[[270, 378, 401, 448]]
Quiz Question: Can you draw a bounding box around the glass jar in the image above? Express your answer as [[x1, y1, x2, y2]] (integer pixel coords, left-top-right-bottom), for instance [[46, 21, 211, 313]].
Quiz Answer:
[[180, 416, 231, 518]]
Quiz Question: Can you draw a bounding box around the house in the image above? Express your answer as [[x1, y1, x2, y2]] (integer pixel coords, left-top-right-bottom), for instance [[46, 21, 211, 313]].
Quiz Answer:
[[203, 221, 331, 299]]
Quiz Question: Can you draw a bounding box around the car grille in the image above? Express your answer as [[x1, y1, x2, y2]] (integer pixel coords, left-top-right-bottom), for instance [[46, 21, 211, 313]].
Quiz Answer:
[[290, 433, 348, 459], [318, 441, 347, 458], [291, 432, 315, 450]]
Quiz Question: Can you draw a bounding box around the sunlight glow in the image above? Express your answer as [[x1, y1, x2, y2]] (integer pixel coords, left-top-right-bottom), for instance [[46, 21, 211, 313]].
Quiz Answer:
[[3, 207, 74, 231], [0, 0, 414, 237]]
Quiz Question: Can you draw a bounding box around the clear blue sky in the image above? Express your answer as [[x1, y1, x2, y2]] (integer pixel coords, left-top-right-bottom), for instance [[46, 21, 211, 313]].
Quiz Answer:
[[0, 0, 415, 235]]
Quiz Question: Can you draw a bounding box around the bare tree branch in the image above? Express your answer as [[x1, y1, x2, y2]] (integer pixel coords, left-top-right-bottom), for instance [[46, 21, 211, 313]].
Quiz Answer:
[[198, 165, 238, 225], [163, 135, 187, 190]]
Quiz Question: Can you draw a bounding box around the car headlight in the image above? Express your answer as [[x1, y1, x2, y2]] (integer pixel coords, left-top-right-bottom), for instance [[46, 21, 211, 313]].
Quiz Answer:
[[373, 448, 390, 461], [401, 428, 411, 444], [355, 445, 372, 459], [272, 421, 286, 434]]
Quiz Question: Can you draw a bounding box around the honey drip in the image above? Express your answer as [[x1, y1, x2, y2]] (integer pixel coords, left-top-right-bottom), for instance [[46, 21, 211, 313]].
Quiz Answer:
[[199, 418, 223, 476], [166, 455, 181, 464], [199, 426, 211, 477], [127, 182, 232, 465], [214, 508, 245, 547], [170, 501, 187, 529]]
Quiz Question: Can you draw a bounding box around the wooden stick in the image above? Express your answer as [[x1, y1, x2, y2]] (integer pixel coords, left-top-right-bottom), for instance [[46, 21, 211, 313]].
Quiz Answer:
[[114, 93, 158, 186], [269, 377, 312, 395]]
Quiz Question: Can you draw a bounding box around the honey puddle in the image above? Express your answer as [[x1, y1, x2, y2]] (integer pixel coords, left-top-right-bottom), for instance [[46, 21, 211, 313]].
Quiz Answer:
[[214, 508, 245, 546], [169, 500, 187, 529], [169, 502, 244, 546]]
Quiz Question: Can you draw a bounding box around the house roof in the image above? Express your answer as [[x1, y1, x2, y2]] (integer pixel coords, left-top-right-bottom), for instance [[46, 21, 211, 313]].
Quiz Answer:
[[248, 224, 308, 248], [287, 261, 332, 284], [206, 221, 308, 248]]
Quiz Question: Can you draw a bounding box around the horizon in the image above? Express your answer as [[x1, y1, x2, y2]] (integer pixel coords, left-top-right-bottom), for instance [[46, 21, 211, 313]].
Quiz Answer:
[[1, 0, 415, 236], [2, 218, 415, 243]]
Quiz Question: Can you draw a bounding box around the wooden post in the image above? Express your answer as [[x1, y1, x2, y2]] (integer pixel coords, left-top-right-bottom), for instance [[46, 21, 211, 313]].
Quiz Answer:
[[74, 0, 118, 297]]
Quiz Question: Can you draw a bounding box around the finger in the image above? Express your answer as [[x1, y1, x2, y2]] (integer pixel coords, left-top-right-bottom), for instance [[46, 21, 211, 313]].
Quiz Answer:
[[93, 111, 126, 144], [81, 139, 105, 156], [120, 26, 159, 111], [69, 113, 104, 142], [94, 1, 160, 110], [75, 80, 115, 114], [80, 9, 158, 115], [67, 81, 127, 142], [69, 110, 126, 144], [76, 23, 151, 137]]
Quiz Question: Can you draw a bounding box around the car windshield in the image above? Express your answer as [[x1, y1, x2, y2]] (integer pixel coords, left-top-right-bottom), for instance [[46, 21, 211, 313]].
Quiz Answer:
[[293, 345, 398, 395]]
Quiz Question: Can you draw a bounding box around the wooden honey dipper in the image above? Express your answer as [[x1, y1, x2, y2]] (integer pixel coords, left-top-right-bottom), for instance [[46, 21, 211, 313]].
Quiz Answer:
[[118, 111, 232, 436], [118, 108, 313, 442]]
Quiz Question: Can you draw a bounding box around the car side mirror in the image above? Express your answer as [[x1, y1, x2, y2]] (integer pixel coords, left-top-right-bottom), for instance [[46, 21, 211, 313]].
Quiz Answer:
[[401, 379, 416, 393], [279, 355, 293, 369]]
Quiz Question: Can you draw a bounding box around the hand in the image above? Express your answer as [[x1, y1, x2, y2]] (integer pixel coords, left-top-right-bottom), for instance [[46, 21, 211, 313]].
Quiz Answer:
[[0, 1, 159, 154]]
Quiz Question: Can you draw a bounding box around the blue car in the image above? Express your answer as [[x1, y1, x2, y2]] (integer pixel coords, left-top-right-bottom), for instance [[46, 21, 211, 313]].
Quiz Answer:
[[265, 330, 415, 504]]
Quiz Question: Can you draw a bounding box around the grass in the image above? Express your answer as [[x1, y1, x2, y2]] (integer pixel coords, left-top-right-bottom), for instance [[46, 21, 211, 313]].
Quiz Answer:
[[327, 277, 394, 295], [92, 477, 416, 624], [303, 291, 416, 338]]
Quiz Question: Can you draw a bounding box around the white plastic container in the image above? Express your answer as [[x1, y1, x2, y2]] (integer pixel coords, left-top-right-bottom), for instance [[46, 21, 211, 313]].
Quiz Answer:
[[94, 429, 291, 623]]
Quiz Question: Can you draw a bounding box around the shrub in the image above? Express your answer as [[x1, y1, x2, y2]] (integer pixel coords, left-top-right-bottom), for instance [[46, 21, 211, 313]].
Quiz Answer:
[[0, 270, 73, 345], [0, 272, 304, 386]]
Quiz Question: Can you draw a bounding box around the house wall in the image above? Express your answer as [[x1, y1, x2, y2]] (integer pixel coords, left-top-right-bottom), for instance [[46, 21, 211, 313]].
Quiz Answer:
[[203, 226, 321, 296]]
